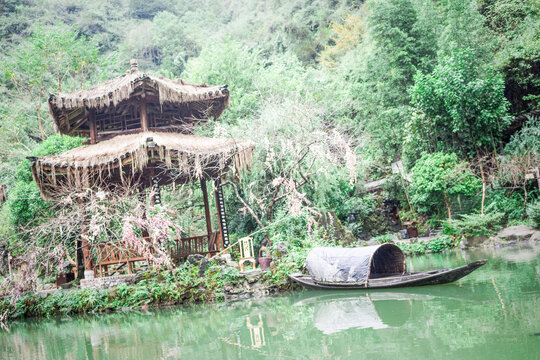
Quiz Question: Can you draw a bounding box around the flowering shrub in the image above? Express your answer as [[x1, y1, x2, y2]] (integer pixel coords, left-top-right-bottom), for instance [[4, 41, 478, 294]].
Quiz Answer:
[[122, 206, 182, 269]]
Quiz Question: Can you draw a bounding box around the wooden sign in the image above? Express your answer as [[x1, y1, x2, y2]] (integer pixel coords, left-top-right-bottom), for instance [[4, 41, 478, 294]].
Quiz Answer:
[[214, 179, 230, 247]]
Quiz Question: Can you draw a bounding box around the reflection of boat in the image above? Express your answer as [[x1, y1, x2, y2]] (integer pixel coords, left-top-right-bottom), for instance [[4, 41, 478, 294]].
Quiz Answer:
[[293, 292, 423, 334], [311, 296, 388, 334], [289, 244, 487, 290]]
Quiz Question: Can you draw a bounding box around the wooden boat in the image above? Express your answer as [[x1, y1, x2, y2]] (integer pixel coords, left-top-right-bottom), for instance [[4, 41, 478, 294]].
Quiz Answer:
[[289, 244, 487, 290]]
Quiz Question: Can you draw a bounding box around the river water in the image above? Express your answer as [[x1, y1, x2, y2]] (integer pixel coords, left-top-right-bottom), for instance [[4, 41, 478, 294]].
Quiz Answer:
[[1, 245, 539, 359]]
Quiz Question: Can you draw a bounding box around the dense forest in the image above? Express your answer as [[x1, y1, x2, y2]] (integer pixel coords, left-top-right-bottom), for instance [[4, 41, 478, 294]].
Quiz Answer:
[[0, 0, 539, 280]]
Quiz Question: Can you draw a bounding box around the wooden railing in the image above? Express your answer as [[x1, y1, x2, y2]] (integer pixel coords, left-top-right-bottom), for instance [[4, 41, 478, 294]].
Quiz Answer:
[[93, 231, 222, 277], [170, 231, 221, 261], [94, 241, 151, 277]]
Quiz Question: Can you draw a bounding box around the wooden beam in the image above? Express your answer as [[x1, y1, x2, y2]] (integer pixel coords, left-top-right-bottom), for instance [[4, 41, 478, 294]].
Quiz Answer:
[[140, 100, 149, 131], [200, 179, 213, 237], [89, 109, 97, 144]]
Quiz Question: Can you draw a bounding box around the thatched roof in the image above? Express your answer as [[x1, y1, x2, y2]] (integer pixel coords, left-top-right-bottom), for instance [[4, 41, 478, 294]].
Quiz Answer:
[[49, 61, 230, 136], [30, 131, 254, 199]]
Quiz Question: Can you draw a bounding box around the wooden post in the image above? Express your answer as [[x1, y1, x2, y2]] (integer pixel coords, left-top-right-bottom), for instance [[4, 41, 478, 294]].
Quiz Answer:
[[81, 227, 93, 271], [146, 172, 162, 205], [138, 185, 150, 239], [214, 179, 229, 250], [140, 100, 148, 131], [200, 179, 213, 238], [76, 198, 93, 278], [89, 109, 98, 144], [151, 177, 161, 205], [214, 188, 224, 251]]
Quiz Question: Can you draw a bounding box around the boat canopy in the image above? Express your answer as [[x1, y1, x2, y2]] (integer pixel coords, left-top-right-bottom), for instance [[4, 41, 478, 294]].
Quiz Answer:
[[306, 244, 406, 284]]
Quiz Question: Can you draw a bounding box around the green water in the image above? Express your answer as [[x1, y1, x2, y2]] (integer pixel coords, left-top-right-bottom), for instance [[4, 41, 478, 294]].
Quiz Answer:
[[1, 245, 539, 360]]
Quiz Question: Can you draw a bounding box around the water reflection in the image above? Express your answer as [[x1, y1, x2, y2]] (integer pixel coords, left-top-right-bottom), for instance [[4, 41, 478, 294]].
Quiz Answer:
[[293, 292, 431, 334], [1, 244, 539, 360], [246, 314, 265, 348]]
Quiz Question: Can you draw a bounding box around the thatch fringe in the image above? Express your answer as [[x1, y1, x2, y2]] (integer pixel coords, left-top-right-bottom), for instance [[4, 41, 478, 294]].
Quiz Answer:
[[32, 131, 254, 199], [49, 71, 230, 135]]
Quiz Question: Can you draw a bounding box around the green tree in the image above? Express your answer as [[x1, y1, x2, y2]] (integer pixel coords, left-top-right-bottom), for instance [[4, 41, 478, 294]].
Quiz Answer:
[[184, 41, 262, 124], [2, 134, 84, 230], [2, 24, 98, 139], [0, 0, 30, 42], [438, 0, 495, 64], [344, 0, 438, 163], [129, 0, 172, 19], [152, 11, 200, 76], [406, 49, 510, 162], [504, 115, 540, 155], [409, 152, 481, 221], [483, 0, 540, 114]]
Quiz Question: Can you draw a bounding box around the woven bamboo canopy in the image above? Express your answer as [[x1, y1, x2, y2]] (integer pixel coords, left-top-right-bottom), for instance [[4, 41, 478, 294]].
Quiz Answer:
[[306, 244, 406, 284], [30, 131, 254, 199], [49, 60, 230, 138]]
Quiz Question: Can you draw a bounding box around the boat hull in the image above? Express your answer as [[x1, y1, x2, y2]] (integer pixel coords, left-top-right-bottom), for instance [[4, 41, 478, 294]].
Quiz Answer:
[[289, 260, 487, 290]]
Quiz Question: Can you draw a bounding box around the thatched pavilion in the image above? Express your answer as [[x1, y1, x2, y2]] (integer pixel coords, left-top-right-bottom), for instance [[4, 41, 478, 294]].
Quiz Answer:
[[29, 60, 254, 279]]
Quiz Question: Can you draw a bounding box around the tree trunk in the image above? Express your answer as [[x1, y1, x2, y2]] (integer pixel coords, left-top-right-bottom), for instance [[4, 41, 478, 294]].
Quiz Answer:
[[480, 160, 486, 216], [36, 106, 45, 140], [443, 193, 452, 222], [522, 180, 528, 220]]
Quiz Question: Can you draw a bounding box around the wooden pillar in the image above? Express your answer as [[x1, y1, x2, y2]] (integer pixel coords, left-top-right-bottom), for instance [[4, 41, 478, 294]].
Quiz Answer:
[[147, 160, 161, 205], [214, 179, 229, 250], [76, 198, 93, 274], [81, 225, 93, 271], [89, 109, 98, 144], [138, 185, 150, 239], [200, 179, 213, 237], [140, 100, 148, 131]]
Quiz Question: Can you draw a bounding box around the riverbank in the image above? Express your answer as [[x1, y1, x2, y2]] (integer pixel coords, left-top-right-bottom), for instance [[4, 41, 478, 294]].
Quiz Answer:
[[368, 224, 540, 256], [0, 254, 300, 322], [3, 245, 539, 360], [1, 225, 538, 322]]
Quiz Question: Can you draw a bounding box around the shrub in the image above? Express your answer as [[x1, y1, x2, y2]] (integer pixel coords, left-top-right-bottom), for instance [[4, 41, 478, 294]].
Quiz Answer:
[[485, 189, 525, 224], [370, 233, 398, 244], [505, 115, 540, 155], [527, 201, 540, 229], [409, 152, 482, 220], [443, 210, 505, 238], [409, 241, 428, 255], [427, 235, 454, 253], [219, 267, 244, 285]]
